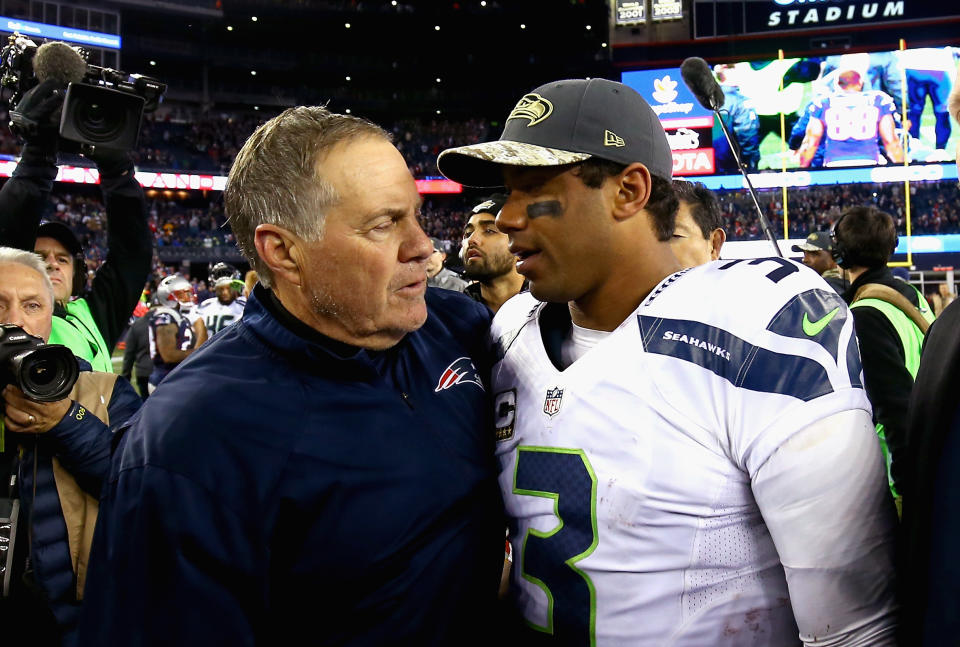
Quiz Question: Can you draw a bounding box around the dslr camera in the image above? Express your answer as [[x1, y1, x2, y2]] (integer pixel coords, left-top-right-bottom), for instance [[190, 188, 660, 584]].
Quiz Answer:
[[0, 324, 78, 403], [0, 34, 166, 151]]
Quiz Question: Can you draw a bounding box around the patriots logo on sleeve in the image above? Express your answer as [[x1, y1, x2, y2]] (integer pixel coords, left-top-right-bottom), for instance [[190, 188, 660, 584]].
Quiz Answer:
[[435, 357, 485, 392]]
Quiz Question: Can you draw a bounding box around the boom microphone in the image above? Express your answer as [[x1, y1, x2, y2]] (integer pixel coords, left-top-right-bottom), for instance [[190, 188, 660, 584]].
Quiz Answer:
[[680, 56, 782, 257], [680, 57, 724, 111], [33, 41, 86, 86]]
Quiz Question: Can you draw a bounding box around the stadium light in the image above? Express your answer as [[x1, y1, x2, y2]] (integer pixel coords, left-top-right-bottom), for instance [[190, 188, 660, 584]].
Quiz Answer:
[[434, 25, 440, 30], [436, 77, 441, 83], [227, 25, 233, 31], [586, 25, 592, 30], [251, 16, 258, 21], [345, 75, 351, 81], [250, 70, 256, 76], [520, 23, 526, 29], [345, 22, 351, 28], [149, 60, 156, 66]]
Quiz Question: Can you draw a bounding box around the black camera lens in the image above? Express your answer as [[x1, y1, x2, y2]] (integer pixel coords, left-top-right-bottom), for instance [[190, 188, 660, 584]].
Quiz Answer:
[[11, 346, 78, 402], [72, 98, 128, 144]]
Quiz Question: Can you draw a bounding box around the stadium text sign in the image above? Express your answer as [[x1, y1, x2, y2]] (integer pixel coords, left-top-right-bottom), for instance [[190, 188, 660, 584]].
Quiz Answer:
[[767, 0, 904, 27], [672, 148, 716, 176], [0, 15, 121, 49], [694, 0, 957, 37]]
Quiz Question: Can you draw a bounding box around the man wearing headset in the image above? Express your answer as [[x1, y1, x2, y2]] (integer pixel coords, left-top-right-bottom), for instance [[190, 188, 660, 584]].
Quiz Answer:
[[832, 207, 934, 500]]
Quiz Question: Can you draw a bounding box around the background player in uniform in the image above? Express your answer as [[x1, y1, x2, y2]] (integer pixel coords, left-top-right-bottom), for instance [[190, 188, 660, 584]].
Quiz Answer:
[[196, 262, 247, 335], [439, 78, 896, 646], [147, 274, 202, 393], [796, 66, 904, 168]]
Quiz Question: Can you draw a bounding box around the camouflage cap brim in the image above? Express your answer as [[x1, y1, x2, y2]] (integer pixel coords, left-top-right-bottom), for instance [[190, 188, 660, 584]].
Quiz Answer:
[[792, 243, 824, 252], [438, 141, 592, 188]]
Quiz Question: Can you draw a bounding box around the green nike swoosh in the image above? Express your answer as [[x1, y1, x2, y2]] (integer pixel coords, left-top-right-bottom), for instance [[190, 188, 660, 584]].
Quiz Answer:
[[802, 307, 840, 336]]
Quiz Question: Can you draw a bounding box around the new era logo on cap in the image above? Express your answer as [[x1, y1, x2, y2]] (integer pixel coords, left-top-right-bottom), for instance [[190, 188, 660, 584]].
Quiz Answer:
[[437, 78, 674, 187], [604, 130, 625, 147]]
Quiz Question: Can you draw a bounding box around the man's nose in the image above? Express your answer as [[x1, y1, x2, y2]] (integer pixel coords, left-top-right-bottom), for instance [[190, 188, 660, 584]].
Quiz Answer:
[[495, 199, 526, 235]]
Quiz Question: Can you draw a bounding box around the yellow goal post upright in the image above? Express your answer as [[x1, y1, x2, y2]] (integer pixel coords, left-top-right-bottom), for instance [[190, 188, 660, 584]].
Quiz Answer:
[[889, 37, 914, 269]]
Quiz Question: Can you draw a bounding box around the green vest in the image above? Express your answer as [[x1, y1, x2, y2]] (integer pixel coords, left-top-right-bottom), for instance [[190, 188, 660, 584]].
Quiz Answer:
[[850, 295, 926, 497], [49, 298, 113, 373]]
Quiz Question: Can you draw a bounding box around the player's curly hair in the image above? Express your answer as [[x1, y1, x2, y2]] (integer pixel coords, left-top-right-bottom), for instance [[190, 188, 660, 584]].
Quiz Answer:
[[573, 158, 678, 242]]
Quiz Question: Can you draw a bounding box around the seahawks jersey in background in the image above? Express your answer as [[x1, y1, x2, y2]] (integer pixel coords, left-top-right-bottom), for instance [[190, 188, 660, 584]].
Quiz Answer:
[[807, 90, 897, 167], [196, 295, 246, 335], [490, 258, 883, 646]]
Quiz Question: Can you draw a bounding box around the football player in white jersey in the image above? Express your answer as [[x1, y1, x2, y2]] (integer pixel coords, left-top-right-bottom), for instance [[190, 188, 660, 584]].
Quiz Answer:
[[196, 262, 247, 335], [438, 79, 896, 646]]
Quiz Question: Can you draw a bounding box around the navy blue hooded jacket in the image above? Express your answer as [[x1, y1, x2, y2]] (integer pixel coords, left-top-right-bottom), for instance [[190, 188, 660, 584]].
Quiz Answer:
[[79, 285, 505, 646]]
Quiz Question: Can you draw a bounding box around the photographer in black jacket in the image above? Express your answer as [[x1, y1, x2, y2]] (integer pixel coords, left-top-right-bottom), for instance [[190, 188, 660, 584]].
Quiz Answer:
[[0, 45, 152, 373]]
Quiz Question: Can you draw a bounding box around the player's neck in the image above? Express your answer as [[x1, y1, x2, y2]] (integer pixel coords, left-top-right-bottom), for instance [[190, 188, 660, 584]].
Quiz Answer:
[[569, 247, 681, 331], [480, 271, 526, 314]]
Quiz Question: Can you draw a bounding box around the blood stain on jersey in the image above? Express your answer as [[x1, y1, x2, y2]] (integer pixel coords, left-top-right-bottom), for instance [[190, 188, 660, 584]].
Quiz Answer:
[[543, 386, 564, 418], [435, 357, 485, 392]]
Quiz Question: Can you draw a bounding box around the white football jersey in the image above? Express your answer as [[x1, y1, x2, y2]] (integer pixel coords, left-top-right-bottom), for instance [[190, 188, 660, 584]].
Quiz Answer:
[[196, 295, 246, 335], [491, 258, 872, 646]]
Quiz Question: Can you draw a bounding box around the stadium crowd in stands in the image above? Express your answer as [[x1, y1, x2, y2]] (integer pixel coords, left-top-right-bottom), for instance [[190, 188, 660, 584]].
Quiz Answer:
[[35, 179, 960, 280]]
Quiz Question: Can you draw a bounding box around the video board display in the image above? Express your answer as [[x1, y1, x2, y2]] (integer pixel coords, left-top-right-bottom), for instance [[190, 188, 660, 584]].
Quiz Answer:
[[622, 46, 960, 176]]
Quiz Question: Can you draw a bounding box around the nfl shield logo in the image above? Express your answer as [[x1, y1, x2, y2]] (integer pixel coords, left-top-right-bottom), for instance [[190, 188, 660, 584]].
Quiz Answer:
[[543, 387, 564, 418]]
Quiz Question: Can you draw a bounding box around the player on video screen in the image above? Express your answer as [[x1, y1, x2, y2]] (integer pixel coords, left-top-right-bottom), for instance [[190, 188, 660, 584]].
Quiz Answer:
[[899, 47, 958, 150], [796, 66, 904, 169]]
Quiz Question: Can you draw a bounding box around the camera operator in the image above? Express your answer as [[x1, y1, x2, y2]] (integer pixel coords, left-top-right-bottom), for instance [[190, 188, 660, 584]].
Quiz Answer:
[[0, 42, 153, 373], [0, 246, 141, 647]]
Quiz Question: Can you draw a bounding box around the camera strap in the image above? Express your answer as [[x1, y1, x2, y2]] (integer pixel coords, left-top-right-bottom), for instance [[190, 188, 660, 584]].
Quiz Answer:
[[1, 445, 21, 598]]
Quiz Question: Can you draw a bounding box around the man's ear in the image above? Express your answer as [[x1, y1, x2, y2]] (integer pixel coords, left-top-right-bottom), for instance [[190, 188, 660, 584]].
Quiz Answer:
[[612, 163, 652, 222], [710, 228, 726, 261], [254, 224, 303, 287]]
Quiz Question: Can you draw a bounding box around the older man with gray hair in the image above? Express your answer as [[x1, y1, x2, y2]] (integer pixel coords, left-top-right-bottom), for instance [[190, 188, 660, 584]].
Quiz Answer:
[[79, 107, 504, 646], [0, 246, 140, 647]]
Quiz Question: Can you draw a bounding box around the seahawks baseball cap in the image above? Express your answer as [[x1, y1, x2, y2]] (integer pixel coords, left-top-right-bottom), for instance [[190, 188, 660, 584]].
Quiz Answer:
[[470, 193, 508, 217], [438, 78, 673, 188], [36, 220, 82, 256], [791, 231, 833, 253]]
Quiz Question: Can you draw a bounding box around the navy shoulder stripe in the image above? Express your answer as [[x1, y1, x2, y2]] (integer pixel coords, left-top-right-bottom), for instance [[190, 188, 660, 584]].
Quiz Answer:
[[766, 288, 847, 361], [638, 315, 833, 402]]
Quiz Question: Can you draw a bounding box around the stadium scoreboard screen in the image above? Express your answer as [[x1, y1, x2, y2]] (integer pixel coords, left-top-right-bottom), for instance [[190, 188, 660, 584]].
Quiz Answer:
[[622, 45, 960, 178], [694, 0, 960, 38]]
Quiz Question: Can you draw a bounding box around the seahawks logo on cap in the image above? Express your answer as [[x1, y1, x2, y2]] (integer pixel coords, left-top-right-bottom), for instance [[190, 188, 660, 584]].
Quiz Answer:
[[507, 93, 553, 127], [604, 130, 625, 147], [472, 199, 497, 214]]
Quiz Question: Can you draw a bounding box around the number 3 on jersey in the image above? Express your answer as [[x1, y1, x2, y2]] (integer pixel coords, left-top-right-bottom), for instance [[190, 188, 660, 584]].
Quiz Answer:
[[513, 447, 599, 645]]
